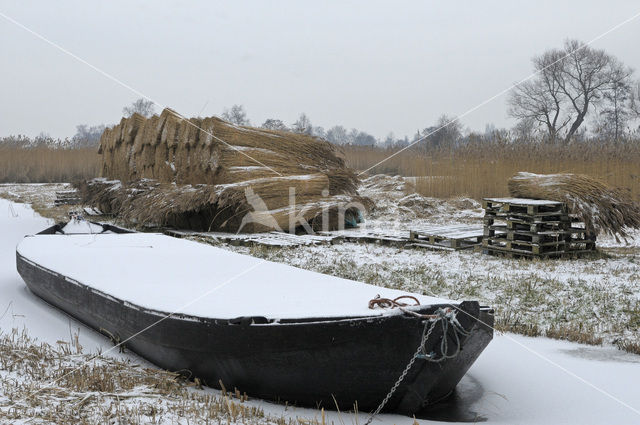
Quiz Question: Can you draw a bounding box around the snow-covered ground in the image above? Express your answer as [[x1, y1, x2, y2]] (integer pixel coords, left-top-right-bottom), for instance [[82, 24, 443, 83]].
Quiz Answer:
[[2, 188, 640, 423]]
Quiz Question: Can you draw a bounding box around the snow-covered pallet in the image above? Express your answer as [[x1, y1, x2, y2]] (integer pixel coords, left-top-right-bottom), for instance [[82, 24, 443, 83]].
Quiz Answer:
[[482, 197, 566, 216], [478, 245, 597, 259], [409, 224, 484, 250], [165, 230, 338, 248], [481, 197, 596, 258], [54, 190, 81, 206], [317, 228, 408, 246]]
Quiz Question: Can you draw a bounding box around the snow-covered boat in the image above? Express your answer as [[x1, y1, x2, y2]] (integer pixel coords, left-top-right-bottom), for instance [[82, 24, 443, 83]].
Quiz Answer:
[[16, 222, 493, 415]]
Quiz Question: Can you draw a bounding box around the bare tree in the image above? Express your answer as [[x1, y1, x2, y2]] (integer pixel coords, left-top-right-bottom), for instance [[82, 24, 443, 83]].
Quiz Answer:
[[313, 126, 326, 139], [222, 105, 250, 126], [123, 98, 155, 118], [291, 113, 313, 135], [383, 132, 396, 147], [326, 125, 348, 144], [631, 80, 640, 117], [508, 50, 571, 143], [596, 62, 634, 142], [261, 119, 288, 131], [511, 117, 538, 141], [351, 130, 377, 146], [420, 115, 463, 149], [72, 124, 106, 148], [508, 39, 634, 142], [557, 40, 621, 141]]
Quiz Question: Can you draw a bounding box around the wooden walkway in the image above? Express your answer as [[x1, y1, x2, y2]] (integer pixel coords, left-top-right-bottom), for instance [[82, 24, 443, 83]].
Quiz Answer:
[[166, 224, 488, 251], [165, 230, 338, 248]]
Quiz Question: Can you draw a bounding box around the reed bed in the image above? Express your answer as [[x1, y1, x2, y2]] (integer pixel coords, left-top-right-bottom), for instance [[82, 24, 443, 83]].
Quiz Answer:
[[0, 327, 333, 424], [0, 146, 99, 183], [343, 142, 640, 200]]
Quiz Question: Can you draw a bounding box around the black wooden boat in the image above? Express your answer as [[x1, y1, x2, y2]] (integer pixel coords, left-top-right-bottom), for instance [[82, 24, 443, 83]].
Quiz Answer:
[[16, 221, 493, 415]]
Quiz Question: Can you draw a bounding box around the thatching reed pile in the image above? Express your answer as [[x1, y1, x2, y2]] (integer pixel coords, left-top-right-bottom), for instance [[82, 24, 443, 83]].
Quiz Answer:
[[98, 109, 352, 186], [508, 172, 640, 240], [84, 109, 367, 232]]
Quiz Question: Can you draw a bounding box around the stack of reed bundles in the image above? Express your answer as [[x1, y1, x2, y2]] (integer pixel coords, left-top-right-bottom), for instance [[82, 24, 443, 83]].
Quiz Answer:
[[85, 109, 365, 232]]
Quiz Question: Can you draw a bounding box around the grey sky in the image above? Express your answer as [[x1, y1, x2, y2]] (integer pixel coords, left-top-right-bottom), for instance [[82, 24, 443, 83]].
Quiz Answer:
[[1, 1, 639, 140]]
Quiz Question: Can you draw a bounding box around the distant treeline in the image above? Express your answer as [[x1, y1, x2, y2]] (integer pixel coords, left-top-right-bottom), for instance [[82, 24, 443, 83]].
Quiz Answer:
[[0, 124, 104, 150]]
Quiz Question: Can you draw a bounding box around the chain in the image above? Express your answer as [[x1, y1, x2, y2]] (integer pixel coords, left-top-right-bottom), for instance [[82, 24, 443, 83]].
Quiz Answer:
[[363, 316, 440, 425]]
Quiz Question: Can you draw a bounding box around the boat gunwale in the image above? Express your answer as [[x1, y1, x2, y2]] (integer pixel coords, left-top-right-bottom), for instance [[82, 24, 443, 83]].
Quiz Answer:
[[16, 248, 461, 326]]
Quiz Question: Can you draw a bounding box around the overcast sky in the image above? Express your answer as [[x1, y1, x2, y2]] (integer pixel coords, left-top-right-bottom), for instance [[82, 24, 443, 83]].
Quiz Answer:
[[1, 1, 639, 140]]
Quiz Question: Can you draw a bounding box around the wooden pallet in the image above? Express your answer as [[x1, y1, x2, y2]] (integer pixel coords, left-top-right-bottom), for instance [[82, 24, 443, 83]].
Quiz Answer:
[[482, 197, 566, 215], [505, 228, 593, 243], [317, 229, 408, 246], [409, 224, 484, 250], [54, 190, 81, 206], [484, 212, 572, 224], [483, 236, 595, 255], [480, 245, 597, 259]]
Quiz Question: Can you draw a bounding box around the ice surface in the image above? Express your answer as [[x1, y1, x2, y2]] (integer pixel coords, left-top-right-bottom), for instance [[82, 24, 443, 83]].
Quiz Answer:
[[17, 232, 451, 320]]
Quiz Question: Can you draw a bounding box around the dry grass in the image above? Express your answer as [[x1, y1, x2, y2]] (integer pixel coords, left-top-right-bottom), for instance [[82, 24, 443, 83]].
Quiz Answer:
[[343, 142, 640, 200], [0, 327, 333, 425], [0, 146, 99, 183], [0, 183, 78, 222], [546, 323, 604, 346], [617, 340, 640, 355]]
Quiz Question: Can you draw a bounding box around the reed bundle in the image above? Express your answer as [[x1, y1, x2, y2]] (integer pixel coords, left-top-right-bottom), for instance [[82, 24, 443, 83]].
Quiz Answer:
[[77, 177, 368, 233], [508, 172, 640, 240], [98, 109, 354, 188], [85, 108, 366, 232]]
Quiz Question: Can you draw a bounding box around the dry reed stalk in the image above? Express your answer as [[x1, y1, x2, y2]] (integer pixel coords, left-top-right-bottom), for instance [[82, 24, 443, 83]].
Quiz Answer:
[[0, 146, 99, 183]]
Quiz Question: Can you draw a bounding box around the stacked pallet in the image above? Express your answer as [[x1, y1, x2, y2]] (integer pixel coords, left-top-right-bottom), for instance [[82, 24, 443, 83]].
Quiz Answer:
[[481, 198, 596, 258]]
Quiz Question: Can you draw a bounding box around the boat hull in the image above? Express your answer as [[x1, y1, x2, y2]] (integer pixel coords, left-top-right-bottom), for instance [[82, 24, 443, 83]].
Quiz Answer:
[[16, 251, 493, 414]]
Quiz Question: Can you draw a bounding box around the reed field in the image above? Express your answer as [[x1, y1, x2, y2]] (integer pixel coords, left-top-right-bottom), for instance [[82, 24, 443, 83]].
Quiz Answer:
[[2, 141, 640, 203], [343, 142, 640, 200], [0, 146, 99, 183]]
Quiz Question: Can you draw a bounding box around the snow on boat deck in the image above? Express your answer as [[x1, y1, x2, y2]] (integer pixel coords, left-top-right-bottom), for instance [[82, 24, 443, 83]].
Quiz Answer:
[[17, 233, 451, 320]]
